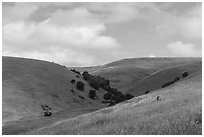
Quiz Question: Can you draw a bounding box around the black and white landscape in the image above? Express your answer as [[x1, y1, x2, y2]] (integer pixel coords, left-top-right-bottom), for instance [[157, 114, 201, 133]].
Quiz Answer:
[[2, 2, 202, 135]]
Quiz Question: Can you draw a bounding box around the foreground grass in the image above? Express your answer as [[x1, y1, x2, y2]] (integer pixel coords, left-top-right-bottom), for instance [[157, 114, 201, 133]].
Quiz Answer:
[[27, 73, 202, 135]]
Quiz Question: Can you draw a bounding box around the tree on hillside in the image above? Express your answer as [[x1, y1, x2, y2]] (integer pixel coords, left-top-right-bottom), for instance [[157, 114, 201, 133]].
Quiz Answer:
[[76, 81, 85, 91], [70, 79, 76, 83], [89, 80, 100, 90], [182, 71, 188, 78], [89, 90, 96, 99], [103, 92, 113, 100], [112, 94, 124, 103], [124, 93, 134, 100], [145, 90, 149, 94], [82, 71, 89, 80]]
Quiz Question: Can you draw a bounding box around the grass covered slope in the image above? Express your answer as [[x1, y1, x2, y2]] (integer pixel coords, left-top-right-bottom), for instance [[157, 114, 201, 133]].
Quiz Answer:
[[2, 56, 106, 124], [27, 71, 202, 135], [75, 58, 201, 94], [128, 61, 202, 96]]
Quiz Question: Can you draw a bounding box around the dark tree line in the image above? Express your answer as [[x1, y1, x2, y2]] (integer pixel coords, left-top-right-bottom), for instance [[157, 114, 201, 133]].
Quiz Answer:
[[82, 71, 134, 106], [162, 71, 189, 88]]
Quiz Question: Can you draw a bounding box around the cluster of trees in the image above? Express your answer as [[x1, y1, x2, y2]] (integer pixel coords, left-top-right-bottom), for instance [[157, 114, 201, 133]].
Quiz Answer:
[[82, 71, 134, 106], [70, 70, 134, 106], [70, 79, 97, 100], [82, 71, 110, 90], [103, 87, 134, 106]]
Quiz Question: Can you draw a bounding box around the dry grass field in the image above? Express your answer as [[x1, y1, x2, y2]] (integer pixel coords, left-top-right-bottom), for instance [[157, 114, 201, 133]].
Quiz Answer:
[[26, 72, 202, 135], [28, 71, 202, 135]]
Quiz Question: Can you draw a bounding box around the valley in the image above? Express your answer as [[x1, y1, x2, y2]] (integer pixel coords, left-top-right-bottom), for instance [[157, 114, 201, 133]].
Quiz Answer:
[[2, 56, 202, 135]]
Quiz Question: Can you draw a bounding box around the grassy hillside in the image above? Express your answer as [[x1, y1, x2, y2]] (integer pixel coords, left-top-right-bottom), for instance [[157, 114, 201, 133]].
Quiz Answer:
[[75, 58, 201, 94], [2, 56, 107, 124], [128, 61, 202, 96], [25, 70, 202, 135]]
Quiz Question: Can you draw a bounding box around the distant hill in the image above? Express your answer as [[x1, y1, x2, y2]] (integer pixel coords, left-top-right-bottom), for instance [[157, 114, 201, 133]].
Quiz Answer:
[[2, 56, 107, 124], [74, 58, 201, 96]]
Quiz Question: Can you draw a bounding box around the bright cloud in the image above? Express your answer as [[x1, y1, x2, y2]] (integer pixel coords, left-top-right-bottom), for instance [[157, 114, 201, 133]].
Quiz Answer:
[[167, 41, 201, 57], [3, 3, 119, 66]]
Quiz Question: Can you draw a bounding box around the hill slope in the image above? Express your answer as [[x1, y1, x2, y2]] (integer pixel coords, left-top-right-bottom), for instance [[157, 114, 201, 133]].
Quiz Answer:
[[2, 56, 107, 124], [75, 58, 201, 95], [26, 69, 202, 135]]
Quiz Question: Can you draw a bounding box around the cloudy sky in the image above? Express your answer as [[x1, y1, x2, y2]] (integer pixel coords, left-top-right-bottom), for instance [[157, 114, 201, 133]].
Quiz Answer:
[[2, 2, 202, 66]]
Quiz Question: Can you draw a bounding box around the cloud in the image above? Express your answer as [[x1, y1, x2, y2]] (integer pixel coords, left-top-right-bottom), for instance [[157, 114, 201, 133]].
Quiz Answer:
[[3, 3, 39, 24], [3, 4, 119, 66], [87, 3, 139, 23], [178, 4, 202, 39], [87, 2, 201, 39], [167, 41, 201, 57], [153, 3, 202, 39]]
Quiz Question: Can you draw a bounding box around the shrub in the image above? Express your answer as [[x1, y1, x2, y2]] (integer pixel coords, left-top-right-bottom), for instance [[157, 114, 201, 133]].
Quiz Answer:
[[162, 81, 175, 88], [76, 81, 85, 91], [145, 90, 149, 94], [89, 80, 100, 90], [79, 95, 85, 100], [124, 93, 134, 100], [103, 92, 113, 100], [107, 87, 118, 95], [182, 71, 188, 78], [112, 95, 124, 103], [82, 71, 89, 80], [70, 79, 76, 83], [89, 90, 96, 99], [71, 69, 81, 75]]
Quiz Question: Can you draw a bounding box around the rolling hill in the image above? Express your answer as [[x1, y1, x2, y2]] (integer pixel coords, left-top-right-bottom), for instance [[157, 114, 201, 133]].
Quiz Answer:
[[74, 58, 201, 96], [2, 56, 107, 125], [2, 57, 202, 135], [25, 67, 202, 134]]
